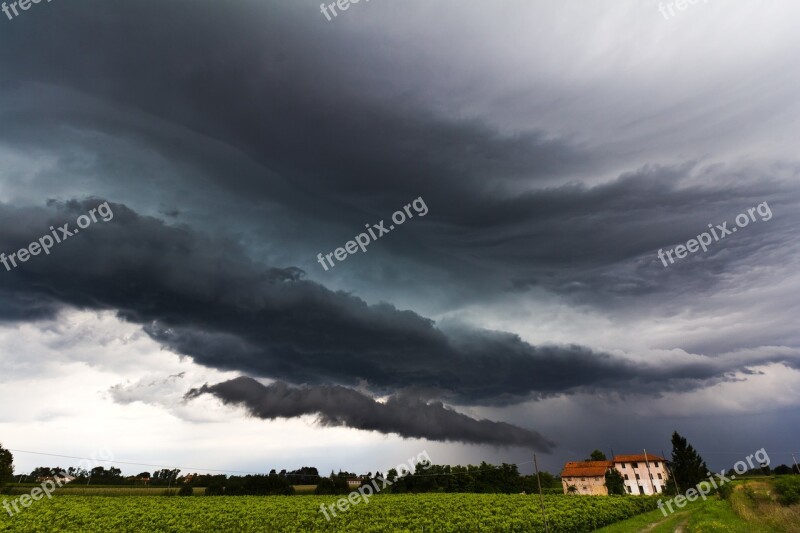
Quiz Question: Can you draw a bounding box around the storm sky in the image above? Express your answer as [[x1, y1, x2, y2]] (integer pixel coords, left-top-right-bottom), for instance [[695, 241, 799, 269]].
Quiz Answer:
[[1, 0, 799, 476]]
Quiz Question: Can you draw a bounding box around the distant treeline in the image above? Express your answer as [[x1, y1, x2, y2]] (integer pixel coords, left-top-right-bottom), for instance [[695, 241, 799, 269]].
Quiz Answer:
[[12, 462, 563, 496], [313, 462, 562, 496], [17, 467, 185, 487]]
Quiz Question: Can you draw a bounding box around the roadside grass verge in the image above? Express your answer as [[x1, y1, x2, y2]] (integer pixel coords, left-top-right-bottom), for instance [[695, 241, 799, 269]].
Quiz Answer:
[[683, 497, 770, 532], [594, 498, 703, 533], [728, 479, 800, 532], [597, 478, 800, 533]]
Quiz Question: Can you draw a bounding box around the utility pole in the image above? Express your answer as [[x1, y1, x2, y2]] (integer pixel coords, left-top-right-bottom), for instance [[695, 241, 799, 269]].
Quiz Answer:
[[662, 449, 680, 494], [792, 454, 800, 475], [533, 454, 550, 533], [167, 469, 176, 495], [643, 449, 657, 494]]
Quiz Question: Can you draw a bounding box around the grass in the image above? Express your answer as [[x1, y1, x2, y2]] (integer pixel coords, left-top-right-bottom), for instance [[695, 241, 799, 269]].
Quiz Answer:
[[594, 497, 704, 533], [727, 479, 800, 532], [683, 497, 770, 532], [596, 478, 800, 532], [292, 485, 317, 495]]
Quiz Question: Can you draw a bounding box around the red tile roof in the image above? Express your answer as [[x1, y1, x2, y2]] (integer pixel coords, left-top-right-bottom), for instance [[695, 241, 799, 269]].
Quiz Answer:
[[560, 461, 613, 478], [613, 454, 664, 463]]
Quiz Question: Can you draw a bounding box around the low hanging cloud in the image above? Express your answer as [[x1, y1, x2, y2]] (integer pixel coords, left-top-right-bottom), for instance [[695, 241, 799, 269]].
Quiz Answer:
[[185, 377, 556, 451], [2, 200, 800, 407]]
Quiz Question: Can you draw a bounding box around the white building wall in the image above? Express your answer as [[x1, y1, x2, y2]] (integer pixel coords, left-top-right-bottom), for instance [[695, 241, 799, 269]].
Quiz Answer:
[[614, 460, 669, 496]]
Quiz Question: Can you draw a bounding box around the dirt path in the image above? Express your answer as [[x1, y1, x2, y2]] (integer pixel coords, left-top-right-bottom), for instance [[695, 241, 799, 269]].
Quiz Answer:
[[638, 511, 691, 533]]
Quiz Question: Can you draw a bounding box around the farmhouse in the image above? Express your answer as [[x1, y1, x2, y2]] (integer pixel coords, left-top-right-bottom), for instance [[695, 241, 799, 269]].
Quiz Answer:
[[560, 453, 669, 495], [36, 474, 75, 484], [614, 454, 668, 495], [560, 461, 613, 495]]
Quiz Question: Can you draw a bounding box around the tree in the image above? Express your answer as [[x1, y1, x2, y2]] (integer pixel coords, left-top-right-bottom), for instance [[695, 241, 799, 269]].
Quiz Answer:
[[567, 485, 578, 494], [0, 443, 13, 488], [287, 467, 320, 485], [30, 466, 61, 479], [605, 468, 626, 495], [314, 473, 349, 495], [205, 482, 225, 496], [669, 431, 710, 492], [774, 464, 793, 476], [151, 469, 181, 486], [588, 450, 607, 461]]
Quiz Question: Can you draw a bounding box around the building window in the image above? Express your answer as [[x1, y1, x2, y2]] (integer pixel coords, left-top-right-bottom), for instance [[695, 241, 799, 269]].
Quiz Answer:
[[635, 474, 640, 480], [581, 478, 586, 481], [653, 462, 659, 468], [627, 486, 632, 493], [658, 473, 663, 479], [639, 485, 645, 495], [632, 462, 638, 468], [624, 474, 629, 480]]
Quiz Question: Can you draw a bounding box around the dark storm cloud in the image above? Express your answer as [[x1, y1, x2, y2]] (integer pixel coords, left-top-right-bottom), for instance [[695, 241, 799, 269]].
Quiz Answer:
[[0, 0, 596, 216], [186, 377, 555, 450], [0, 0, 796, 316], [1, 200, 799, 406]]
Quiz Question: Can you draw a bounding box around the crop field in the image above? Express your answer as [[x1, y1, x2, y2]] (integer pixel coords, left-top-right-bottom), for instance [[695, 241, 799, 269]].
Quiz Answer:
[[0, 493, 657, 532]]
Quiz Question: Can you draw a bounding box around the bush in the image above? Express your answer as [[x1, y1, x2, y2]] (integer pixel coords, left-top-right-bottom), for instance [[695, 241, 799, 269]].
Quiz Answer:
[[314, 476, 349, 495], [178, 485, 193, 496], [224, 474, 294, 496], [774, 477, 800, 506], [205, 483, 224, 496], [717, 483, 733, 500]]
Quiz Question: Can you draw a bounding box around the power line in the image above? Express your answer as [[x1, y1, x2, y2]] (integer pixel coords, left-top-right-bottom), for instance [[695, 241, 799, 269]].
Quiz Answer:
[[9, 449, 267, 476]]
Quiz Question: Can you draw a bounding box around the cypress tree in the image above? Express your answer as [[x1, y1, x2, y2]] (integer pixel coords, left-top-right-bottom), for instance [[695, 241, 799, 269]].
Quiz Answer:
[[669, 431, 710, 491]]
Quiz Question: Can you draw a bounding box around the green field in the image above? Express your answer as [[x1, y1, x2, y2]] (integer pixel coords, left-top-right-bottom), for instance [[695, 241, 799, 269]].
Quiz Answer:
[[3, 486, 206, 497], [5, 479, 796, 532], [597, 478, 800, 533], [0, 493, 657, 532]]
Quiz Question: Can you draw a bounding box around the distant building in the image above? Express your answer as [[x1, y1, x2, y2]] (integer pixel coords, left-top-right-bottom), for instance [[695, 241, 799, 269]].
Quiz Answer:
[[36, 475, 75, 484], [560, 453, 669, 495], [613, 454, 668, 495], [560, 461, 613, 495]]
